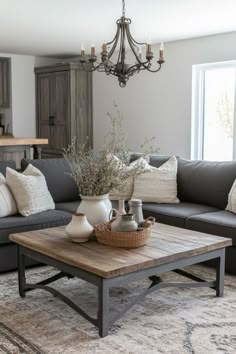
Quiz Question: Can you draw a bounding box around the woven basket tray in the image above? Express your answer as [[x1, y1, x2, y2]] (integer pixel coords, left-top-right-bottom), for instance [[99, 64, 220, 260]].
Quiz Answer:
[[95, 217, 155, 248]]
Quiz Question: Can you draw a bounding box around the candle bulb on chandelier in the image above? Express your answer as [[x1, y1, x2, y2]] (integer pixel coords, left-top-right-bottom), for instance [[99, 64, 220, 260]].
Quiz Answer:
[[81, 44, 85, 57], [159, 42, 164, 60], [147, 41, 152, 54], [91, 43, 95, 56], [102, 43, 107, 52]]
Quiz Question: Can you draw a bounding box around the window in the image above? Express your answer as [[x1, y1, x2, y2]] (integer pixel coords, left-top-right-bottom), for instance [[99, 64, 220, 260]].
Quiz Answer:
[[191, 61, 236, 161]]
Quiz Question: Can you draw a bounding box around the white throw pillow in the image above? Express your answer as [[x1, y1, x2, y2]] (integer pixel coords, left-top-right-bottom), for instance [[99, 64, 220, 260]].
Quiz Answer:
[[132, 156, 179, 203], [109, 156, 151, 200], [226, 179, 236, 213], [6, 164, 55, 216], [0, 173, 18, 217]]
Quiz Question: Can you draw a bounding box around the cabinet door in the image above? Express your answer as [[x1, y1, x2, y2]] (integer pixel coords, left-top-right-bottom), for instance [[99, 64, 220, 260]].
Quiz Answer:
[[51, 71, 70, 152], [0, 58, 10, 108], [36, 73, 54, 152]]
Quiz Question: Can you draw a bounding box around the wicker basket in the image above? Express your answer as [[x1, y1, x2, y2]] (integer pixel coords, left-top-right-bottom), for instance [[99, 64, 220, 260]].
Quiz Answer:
[[95, 217, 155, 248]]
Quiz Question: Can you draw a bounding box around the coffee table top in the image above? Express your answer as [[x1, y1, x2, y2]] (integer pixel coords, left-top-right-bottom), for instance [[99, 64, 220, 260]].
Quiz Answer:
[[10, 223, 232, 278]]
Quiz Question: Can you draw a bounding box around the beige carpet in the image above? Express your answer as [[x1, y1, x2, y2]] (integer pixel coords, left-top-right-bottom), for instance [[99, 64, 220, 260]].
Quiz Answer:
[[0, 265, 236, 354]]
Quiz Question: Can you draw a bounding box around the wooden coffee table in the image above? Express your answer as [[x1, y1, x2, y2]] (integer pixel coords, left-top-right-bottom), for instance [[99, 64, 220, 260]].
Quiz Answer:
[[10, 223, 232, 337]]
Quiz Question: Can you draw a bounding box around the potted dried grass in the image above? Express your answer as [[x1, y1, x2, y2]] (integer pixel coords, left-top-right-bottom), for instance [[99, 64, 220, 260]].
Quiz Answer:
[[64, 104, 158, 226]]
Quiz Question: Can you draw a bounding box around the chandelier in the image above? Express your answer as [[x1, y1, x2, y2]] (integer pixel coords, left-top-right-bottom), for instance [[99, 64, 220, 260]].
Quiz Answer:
[[79, 0, 165, 87]]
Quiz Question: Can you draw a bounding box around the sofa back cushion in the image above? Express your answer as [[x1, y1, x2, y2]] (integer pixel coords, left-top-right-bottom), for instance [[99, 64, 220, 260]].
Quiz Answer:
[[0, 160, 16, 176], [131, 154, 174, 168], [177, 159, 236, 209], [21, 158, 79, 203]]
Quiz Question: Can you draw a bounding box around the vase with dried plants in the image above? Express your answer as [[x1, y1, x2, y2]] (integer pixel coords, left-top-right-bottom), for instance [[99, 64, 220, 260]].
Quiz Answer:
[[64, 103, 158, 226]]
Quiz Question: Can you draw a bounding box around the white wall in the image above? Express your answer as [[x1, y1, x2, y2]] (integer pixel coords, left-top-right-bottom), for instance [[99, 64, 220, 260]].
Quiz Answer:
[[93, 31, 236, 158], [0, 53, 58, 137]]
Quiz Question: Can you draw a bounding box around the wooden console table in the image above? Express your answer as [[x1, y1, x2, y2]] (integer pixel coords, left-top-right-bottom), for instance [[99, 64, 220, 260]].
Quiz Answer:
[[0, 138, 48, 168]]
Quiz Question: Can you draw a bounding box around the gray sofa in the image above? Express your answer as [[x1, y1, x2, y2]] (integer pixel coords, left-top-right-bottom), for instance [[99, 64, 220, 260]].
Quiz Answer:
[[0, 156, 235, 275], [138, 155, 236, 274]]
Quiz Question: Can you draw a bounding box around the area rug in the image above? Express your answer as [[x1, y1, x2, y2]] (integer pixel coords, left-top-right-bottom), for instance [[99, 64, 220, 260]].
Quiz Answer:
[[0, 265, 235, 354]]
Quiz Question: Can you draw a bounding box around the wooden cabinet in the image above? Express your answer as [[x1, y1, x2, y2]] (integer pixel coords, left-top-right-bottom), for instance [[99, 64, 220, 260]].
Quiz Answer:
[[0, 58, 10, 108], [35, 63, 93, 158]]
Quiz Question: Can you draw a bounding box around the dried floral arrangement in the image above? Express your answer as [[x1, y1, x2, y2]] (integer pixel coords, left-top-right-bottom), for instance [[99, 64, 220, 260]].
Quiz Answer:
[[64, 103, 158, 196]]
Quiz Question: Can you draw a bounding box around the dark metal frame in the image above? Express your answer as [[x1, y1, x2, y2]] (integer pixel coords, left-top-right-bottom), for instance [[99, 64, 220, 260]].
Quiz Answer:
[[17, 245, 225, 337], [79, 0, 165, 87]]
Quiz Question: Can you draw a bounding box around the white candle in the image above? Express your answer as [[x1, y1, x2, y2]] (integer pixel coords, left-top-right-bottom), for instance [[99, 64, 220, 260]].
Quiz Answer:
[[102, 43, 107, 52], [81, 43, 85, 57], [91, 43, 95, 56], [159, 42, 164, 59], [147, 41, 152, 54]]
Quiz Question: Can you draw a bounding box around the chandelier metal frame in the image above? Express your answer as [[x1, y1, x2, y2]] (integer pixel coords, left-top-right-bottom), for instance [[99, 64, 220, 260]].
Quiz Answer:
[[79, 0, 165, 87]]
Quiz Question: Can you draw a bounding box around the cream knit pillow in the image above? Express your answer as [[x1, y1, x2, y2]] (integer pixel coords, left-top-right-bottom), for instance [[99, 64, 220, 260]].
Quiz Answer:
[[0, 173, 17, 217], [226, 179, 236, 213], [6, 164, 55, 216], [109, 156, 151, 200], [132, 156, 179, 203]]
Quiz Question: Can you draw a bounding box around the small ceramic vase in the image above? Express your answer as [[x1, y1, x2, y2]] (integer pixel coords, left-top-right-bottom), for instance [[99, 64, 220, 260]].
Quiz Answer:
[[128, 198, 144, 226], [118, 199, 126, 214], [65, 213, 93, 243], [110, 209, 138, 232]]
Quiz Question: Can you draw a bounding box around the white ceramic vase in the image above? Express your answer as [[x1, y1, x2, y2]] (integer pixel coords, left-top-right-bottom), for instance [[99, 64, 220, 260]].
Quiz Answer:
[[77, 194, 112, 226], [65, 213, 93, 243]]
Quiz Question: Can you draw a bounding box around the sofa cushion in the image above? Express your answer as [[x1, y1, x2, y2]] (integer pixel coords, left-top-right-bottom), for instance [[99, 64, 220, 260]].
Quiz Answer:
[[226, 178, 236, 213], [0, 160, 16, 176], [186, 211, 236, 246], [132, 157, 179, 203], [56, 201, 80, 213], [131, 154, 175, 168], [55, 199, 118, 214], [0, 173, 17, 217], [142, 202, 220, 228], [6, 165, 55, 216], [21, 158, 79, 203], [0, 210, 72, 245], [110, 157, 151, 200], [177, 159, 236, 209]]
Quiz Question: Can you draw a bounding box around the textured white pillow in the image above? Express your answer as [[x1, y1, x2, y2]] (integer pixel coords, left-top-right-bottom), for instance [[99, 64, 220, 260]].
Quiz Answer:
[[0, 173, 17, 217], [226, 179, 236, 213], [132, 156, 179, 203], [109, 156, 151, 200], [6, 164, 55, 216]]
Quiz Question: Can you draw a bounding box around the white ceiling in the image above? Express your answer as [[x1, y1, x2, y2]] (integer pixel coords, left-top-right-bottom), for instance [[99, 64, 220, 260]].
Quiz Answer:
[[0, 0, 236, 58]]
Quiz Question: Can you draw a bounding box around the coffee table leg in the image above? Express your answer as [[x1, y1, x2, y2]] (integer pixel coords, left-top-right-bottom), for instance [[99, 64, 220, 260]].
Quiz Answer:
[[216, 248, 225, 297], [98, 279, 109, 337], [18, 246, 26, 298]]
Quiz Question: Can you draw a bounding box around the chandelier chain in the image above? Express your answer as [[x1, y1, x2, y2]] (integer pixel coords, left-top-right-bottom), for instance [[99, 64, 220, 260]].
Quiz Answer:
[[122, 0, 125, 16]]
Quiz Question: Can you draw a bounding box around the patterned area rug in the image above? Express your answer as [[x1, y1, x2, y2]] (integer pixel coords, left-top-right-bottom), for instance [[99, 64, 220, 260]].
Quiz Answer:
[[0, 322, 41, 353], [0, 265, 235, 354]]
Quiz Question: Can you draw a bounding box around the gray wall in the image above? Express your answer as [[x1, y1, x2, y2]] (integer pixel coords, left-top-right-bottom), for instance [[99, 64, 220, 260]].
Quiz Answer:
[[93, 31, 236, 158]]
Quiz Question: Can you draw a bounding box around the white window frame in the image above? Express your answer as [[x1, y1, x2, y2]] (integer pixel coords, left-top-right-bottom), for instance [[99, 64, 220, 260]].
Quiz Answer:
[[191, 60, 236, 160]]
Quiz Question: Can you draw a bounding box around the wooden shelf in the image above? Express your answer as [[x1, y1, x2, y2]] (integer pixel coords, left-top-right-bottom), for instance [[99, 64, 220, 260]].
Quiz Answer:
[[0, 138, 48, 146]]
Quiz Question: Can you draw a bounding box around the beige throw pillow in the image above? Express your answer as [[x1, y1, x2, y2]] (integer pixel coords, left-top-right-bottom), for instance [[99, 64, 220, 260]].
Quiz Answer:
[[132, 156, 179, 203], [0, 173, 18, 217], [109, 156, 151, 200], [226, 179, 236, 213], [6, 164, 55, 216]]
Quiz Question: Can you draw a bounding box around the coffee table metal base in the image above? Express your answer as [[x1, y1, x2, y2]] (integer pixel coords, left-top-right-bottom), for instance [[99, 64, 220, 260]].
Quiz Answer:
[[17, 246, 225, 337]]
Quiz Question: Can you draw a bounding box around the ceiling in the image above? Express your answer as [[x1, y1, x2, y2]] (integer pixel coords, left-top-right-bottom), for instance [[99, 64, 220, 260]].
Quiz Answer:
[[0, 0, 236, 58]]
